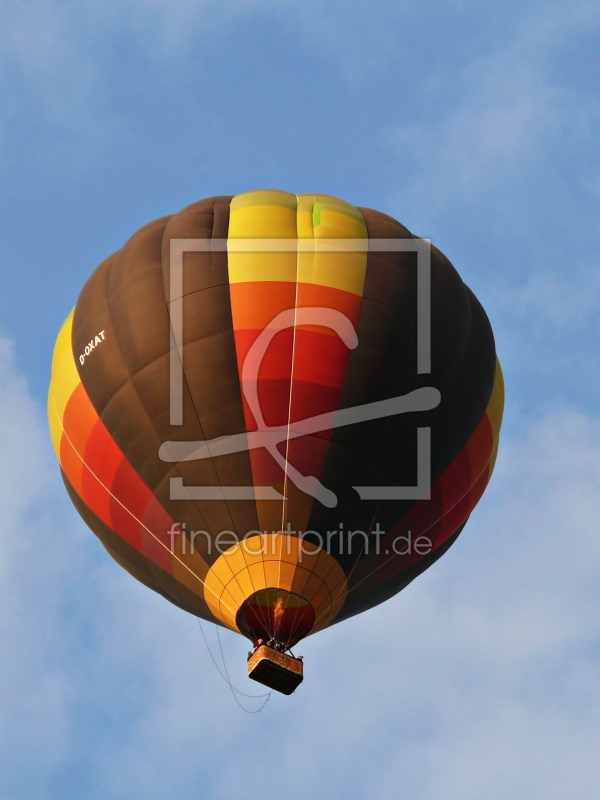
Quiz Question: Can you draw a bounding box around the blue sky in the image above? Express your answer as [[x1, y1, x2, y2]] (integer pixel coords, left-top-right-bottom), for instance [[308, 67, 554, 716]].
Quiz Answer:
[[1, 1, 600, 798]]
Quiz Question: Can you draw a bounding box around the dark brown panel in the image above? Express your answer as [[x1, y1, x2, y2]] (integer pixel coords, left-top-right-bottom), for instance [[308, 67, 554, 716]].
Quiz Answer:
[[73, 218, 219, 540], [307, 208, 496, 582], [336, 523, 466, 624], [160, 196, 233, 299], [74, 196, 259, 547], [72, 251, 130, 414], [160, 197, 258, 536]]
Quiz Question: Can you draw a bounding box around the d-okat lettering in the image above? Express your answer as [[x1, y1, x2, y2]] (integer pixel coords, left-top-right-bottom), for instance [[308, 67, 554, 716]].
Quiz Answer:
[[79, 330, 106, 365]]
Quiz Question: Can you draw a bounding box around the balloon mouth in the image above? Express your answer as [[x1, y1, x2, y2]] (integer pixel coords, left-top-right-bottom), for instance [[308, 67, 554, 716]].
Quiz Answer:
[[236, 588, 315, 649]]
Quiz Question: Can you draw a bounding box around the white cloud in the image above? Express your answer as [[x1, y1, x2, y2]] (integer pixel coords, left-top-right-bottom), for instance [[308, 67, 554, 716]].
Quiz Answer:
[[385, 1, 600, 219]]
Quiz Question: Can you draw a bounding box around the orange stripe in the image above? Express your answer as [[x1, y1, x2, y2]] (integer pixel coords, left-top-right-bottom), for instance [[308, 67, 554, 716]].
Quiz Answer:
[[229, 282, 296, 331]]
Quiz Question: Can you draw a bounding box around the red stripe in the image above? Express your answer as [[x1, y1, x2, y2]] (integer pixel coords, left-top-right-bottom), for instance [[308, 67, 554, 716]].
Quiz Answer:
[[59, 377, 175, 574]]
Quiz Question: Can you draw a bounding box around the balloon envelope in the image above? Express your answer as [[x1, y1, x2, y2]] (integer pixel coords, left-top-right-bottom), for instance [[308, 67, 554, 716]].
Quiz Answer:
[[48, 190, 503, 650]]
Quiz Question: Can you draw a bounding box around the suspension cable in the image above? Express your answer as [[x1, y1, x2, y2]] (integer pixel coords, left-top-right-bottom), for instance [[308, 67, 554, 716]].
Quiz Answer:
[[197, 619, 271, 713]]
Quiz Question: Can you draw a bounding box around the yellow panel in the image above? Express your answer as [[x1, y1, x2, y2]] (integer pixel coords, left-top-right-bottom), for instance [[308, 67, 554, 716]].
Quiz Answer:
[[311, 569, 347, 633], [48, 310, 81, 459], [241, 533, 269, 558], [223, 577, 245, 607], [296, 199, 314, 240], [248, 561, 267, 591], [50, 317, 81, 422], [48, 399, 65, 461], [227, 252, 297, 284], [229, 204, 296, 238], [486, 358, 505, 450], [316, 209, 367, 239], [228, 191, 298, 284], [297, 538, 321, 561], [300, 572, 323, 602], [209, 554, 237, 586], [297, 251, 367, 296], [230, 190, 297, 216], [290, 565, 312, 596], [296, 549, 345, 597], [261, 533, 280, 560], [203, 533, 347, 632], [219, 588, 241, 619], [51, 308, 75, 377], [320, 557, 347, 597], [297, 194, 366, 227], [203, 558, 244, 631], [202, 571, 225, 603], [233, 568, 255, 600], [312, 588, 334, 614], [271, 533, 299, 565], [487, 440, 500, 479], [312, 579, 347, 633], [277, 561, 296, 592], [296, 193, 368, 296], [263, 560, 281, 587], [313, 194, 368, 227], [204, 581, 224, 618], [217, 594, 239, 631], [308, 549, 337, 582], [238, 540, 266, 570], [221, 545, 246, 576], [310, 584, 331, 610], [202, 532, 349, 640], [228, 190, 368, 293]]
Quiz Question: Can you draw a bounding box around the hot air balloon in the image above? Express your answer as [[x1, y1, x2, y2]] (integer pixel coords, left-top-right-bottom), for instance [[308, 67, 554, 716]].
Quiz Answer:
[[48, 190, 503, 695]]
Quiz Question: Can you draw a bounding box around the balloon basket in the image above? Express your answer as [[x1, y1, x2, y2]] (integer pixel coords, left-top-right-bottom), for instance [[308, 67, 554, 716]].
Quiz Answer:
[[247, 644, 304, 695]]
